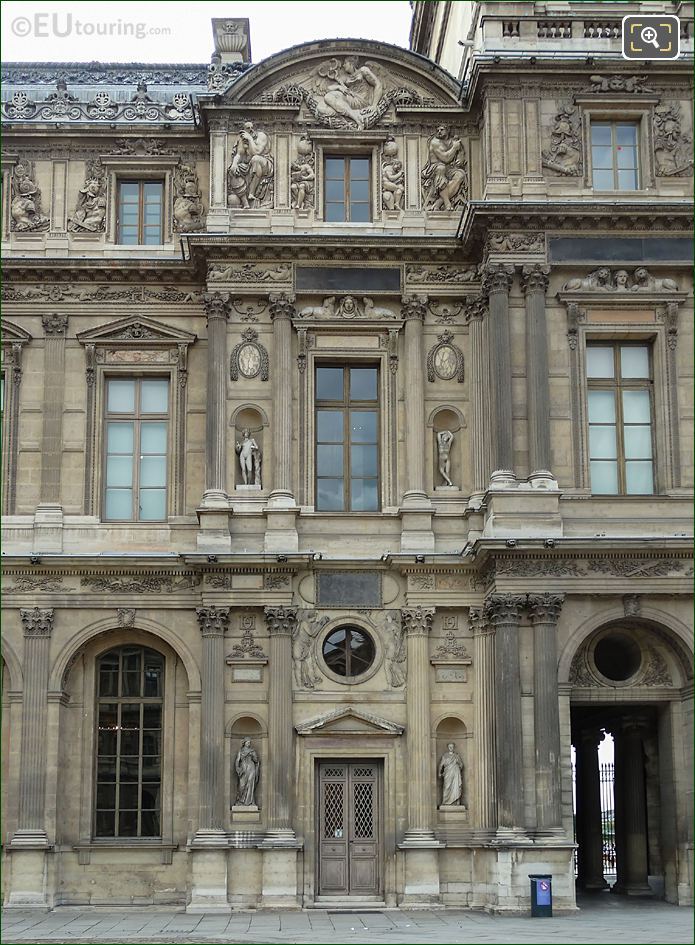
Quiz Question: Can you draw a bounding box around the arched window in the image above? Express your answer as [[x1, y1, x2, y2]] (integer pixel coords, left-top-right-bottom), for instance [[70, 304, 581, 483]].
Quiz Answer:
[[95, 646, 164, 838]]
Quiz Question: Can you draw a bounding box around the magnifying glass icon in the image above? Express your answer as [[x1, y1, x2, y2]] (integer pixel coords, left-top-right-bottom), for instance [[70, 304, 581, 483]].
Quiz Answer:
[[640, 26, 661, 50]]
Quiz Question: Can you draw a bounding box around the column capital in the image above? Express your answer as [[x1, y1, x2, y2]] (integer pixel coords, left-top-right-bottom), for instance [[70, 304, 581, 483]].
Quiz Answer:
[[20, 607, 54, 637], [264, 606, 298, 635], [42, 313, 68, 336], [401, 606, 435, 636], [483, 593, 524, 626], [468, 605, 493, 635], [482, 263, 514, 297], [574, 725, 605, 751], [196, 606, 230, 637], [203, 291, 231, 322], [400, 294, 428, 321], [269, 293, 296, 321], [521, 263, 550, 295], [618, 714, 651, 737], [464, 295, 487, 322], [528, 592, 564, 625]]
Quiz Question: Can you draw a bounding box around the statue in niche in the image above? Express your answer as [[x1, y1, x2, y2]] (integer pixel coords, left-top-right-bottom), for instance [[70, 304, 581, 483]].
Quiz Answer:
[[290, 135, 315, 210], [421, 126, 467, 211], [227, 121, 274, 209], [438, 742, 465, 807], [235, 428, 262, 487], [68, 172, 107, 233], [292, 612, 329, 689], [234, 738, 260, 807], [437, 430, 455, 487], [173, 164, 205, 231], [381, 136, 404, 211], [383, 612, 406, 687]]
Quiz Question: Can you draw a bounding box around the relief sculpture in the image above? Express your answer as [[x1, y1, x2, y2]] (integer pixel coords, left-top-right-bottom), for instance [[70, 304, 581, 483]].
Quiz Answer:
[[227, 121, 274, 208], [421, 126, 468, 210]]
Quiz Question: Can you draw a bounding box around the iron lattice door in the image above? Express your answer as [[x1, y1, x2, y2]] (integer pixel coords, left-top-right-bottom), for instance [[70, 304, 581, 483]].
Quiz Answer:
[[318, 762, 381, 897]]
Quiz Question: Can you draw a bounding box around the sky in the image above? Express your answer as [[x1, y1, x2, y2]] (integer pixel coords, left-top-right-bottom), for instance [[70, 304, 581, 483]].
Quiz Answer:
[[1, 1, 414, 63]]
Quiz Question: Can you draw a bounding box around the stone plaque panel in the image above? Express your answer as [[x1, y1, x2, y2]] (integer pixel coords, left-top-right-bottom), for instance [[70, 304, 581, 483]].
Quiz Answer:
[[316, 571, 381, 608]]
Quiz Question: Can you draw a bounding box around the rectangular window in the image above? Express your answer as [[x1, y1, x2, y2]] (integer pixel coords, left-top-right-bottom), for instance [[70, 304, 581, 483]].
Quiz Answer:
[[117, 180, 164, 244], [315, 365, 379, 511], [586, 343, 654, 495], [591, 122, 639, 191], [104, 377, 169, 521], [324, 156, 371, 222]]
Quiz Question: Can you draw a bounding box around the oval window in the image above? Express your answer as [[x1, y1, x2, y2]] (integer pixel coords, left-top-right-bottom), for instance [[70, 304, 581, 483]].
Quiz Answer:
[[322, 626, 375, 678], [593, 633, 642, 682]]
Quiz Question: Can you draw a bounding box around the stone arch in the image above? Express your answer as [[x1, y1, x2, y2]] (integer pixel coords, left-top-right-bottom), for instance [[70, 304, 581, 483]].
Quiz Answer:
[[558, 605, 693, 686], [426, 405, 466, 429], [49, 615, 201, 693], [0, 637, 23, 691], [226, 712, 266, 736], [230, 403, 270, 428]]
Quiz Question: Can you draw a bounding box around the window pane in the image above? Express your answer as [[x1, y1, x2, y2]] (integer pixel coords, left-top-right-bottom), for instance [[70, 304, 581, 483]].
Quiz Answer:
[[616, 124, 637, 146], [119, 229, 139, 245], [141, 784, 161, 810], [589, 425, 617, 459], [141, 756, 161, 780], [351, 444, 378, 477], [591, 123, 612, 146], [351, 478, 378, 511], [97, 756, 117, 782], [119, 758, 139, 782], [620, 346, 650, 378], [350, 410, 377, 443], [616, 146, 637, 169], [317, 444, 344, 477], [325, 202, 346, 222], [325, 158, 345, 179], [118, 811, 138, 837], [316, 367, 344, 401], [625, 461, 654, 494], [586, 347, 615, 379], [95, 811, 115, 837], [106, 455, 133, 488], [139, 489, 166, 521], [591, 146, 613, 169], [105, 488, 133, 520], [142, 731, 161, 755], [120, 729, 140, 755], [119, 182, 138, 199], [325, 179, 345, 202], [349, 179, 369, 202], [140, 455, 166, 488], [140, 422, 167, 454], [143, 229, 163, 245], [617, 168, 638, 191], [143, 653, 163, 697], [350, 159, 370, 180], [140, 810, 160, 837], [144, 181, 163, 198], [350, 202, 370, 222], [622, 390, 651, 423], [592, 168, 614, 190], [107, 422, 134, 454], [624, 425, 653, 459], [107, 380, 135, 413], [143, 705, 162, 729], [96, 784, 116, 809], [350, 368, 377, 401], [317, 410, 344, 442], [590, 460, 619, 494], [140, 380, 169, 413], [98, 730, 117, 756], [587, 390, 616, 423], [317, 478, 344, 511]]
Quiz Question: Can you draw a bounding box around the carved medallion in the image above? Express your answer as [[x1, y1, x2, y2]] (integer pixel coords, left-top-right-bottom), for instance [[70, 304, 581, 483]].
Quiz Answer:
[[427, 331, 464, 383], [230, 329, 269, 382]]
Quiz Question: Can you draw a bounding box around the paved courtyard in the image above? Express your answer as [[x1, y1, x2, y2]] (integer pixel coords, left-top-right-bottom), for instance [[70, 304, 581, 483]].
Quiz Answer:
[[1, 896, 692, 945]]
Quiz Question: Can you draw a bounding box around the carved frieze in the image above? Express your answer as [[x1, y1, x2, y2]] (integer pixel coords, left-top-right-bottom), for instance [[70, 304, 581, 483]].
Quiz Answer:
[[4, 574, 68, 593], [3, 82, 194, 123], [208, 263, 291, 284], [297, 296, 395, 320], [81, 574, 200, 593], [2, 64, 209, 86], [426, 331, 464, 383], [488, 232, 545, 255], [3, 284, 202, 304], [230, 328, 269, 381], [562, 267, 679, 292], [406, 266, 479, 286], [428, 300, 465, 324]]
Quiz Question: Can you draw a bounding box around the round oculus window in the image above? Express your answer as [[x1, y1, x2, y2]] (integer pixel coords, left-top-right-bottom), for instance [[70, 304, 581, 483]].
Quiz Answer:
[[322, 626, 375, 679], [593, 633, 642, 682]]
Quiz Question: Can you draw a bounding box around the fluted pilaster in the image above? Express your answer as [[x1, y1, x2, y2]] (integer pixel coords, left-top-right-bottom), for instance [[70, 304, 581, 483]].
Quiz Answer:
[[263, 606, 298, 842], [484, 593, 525, 830], [269, 295, 296, 499], [400, 296, 428, 497], [13, 608, 53, 846], [401, 606, 437, 843], [521, 264, 553, 481], [39, 315, 68, 505], [195, 606, 229, 839], [466, 298, 492, 496], [482, 264, 515, 480], [202, 293, 230, 506], [470, 607, 496, 832]]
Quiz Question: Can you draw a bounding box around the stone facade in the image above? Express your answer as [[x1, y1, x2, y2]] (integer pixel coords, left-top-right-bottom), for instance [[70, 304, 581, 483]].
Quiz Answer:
[[1, 4, 693, 912]]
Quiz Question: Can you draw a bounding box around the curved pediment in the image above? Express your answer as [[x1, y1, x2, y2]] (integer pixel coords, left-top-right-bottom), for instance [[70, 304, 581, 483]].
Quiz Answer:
[[216, 39, 461, 130]]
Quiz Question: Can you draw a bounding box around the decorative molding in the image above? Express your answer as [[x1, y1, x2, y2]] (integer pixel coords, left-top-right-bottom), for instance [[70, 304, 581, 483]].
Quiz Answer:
[[269, 293, 296, 321], [566, 301, 585, 350], [295, 705, 404, 736], [203, 292, 231, 322], [173, 163, 205, 232], [230, 297, 268, 323], [641, 646, 673, 687], [117, 608, 136, 629], [81, 573, 200, 593], [76, 315, 196, 347], [623, 594, 641, 618], [3, 284, 202, 304], [209, 263, 291, 284], [400, 295, 428, 321], [3, 81, 194, 123], [426, 330, 464, 383], [584, 74, 654, 94], [4, 574, 67, 593], [406, 265, 478, 286], [433, 628, 471, 661], [562, 267, 679, 293], [428, 299, 465, 324], [227, 615, 267, 661], [230, 328, 269, 381], [20, 607, 54, 637], [2, 63, 209, 86], [297, 296, 396, 320]]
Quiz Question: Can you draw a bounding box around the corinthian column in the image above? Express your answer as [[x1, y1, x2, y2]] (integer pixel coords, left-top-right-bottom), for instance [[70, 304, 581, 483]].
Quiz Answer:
[[484, 594, 525, 832], [13, 608, 54, 846], [202, 292, 230, 508], [521, 264, 554, 484], [528, 593, 564, 832], [466, 298, 492, 502], [574, 726, 607, 891], [401, 607, 437, 843], [399, 296, 434, 552], [263, 607, 297, 843], [35, 315, 68, 552], [482, 264, 515, 484], [194, 606, 229, 841], [470, 607, 496, 834], [613, 717, 651, 896]]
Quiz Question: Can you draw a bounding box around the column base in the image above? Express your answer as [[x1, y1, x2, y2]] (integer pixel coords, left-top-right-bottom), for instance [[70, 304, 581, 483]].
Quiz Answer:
[[190, 828, 228, 847], [196, 505, 232, 552], [611, 881, 653, 897], [186, 846, 229, 912], [33, 504, 64, 553], [488, 469, 517, 489], [578, 877, 610, 891], [10, 829, 50, 849], [398, 847, 443, 907], [264, 492, 299, 552], [260, 847, 300, 908], [399, 491, 434, 553], [4, 848, 51, 909], [483, 485, 563, 538], [259, 828, 301, 848], [527, 469, 559, 490], [492, 826, 529, 844]]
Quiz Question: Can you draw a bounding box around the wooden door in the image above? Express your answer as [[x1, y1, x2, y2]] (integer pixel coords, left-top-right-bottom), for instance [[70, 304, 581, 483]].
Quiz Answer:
[[318, 761, 381, 897]]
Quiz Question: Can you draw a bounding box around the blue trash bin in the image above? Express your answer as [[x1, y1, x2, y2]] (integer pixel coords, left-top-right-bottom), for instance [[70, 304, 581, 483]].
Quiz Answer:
[[529, 874, 552, 917]]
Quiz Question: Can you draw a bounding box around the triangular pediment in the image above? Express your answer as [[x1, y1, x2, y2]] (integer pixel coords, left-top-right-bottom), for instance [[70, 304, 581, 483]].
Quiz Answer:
[[217, 40, 461, 118], [77, 315, 196, 346], [1, 319, 32, 344], [296, 705, 404, 737]]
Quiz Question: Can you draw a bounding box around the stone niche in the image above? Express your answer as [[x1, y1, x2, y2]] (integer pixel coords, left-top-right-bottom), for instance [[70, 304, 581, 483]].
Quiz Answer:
[[430, 406, 465, 492], [435, 716, 469, 820], [231, 404, 267, 491], [228, 715, 264, 822]]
